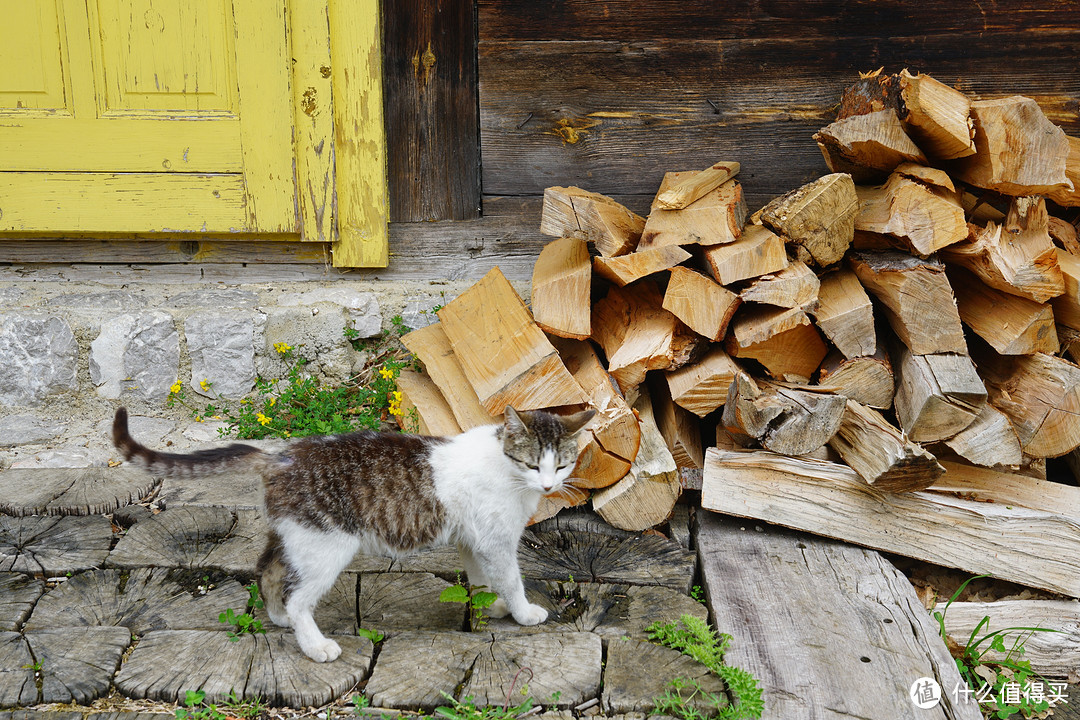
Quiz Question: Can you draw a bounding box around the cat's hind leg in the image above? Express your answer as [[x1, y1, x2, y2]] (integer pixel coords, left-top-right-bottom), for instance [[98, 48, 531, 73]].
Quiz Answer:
[[256, 529, 291, 628], [277, 519, 360, 662]]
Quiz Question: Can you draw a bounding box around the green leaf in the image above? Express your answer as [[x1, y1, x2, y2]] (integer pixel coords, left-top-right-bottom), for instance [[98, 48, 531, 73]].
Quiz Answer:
[[439, 585, 469, 604], [471, 591, 499, 609], [357, 627, 384, 643]]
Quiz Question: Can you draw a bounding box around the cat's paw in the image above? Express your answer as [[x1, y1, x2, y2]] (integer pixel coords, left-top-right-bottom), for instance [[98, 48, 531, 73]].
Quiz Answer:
[[300, 637, 342, 663], [513, 603, 549, 626], [487, 598, 510, 618]]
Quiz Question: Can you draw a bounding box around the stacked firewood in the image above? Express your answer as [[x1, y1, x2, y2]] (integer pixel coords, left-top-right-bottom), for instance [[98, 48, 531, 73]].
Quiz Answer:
[[397, 70, 1080, 554]]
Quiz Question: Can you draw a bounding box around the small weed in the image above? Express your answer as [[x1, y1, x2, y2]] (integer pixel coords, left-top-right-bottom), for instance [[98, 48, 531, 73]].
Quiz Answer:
[[21, 660, 42, 672], [653, 677, 729, 720], [351, 694, 371, 712], [433, 692, 542, 720], [219, 583, 266, 641], [647, 615, 763, 720], [440, 580, 499, 631], [357, 627, 384, 643], [176, 689, 265, 720], [690, 585, 706, 604], [935, 575, 1063, 719]]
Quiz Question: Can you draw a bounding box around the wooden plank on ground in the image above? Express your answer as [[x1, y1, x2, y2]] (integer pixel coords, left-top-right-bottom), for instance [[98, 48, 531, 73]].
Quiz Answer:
[[702, 448, 1080, 597], [696, 511, 980, 720]]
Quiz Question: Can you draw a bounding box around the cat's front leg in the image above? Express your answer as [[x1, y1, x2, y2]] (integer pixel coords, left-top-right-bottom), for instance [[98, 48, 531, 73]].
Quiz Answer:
[[475, 546, 547, 626], [458, 544, 511, 618]]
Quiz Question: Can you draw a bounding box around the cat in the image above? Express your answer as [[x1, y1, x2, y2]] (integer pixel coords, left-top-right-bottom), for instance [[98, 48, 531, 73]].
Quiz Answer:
[[112, 404, 594, 662]]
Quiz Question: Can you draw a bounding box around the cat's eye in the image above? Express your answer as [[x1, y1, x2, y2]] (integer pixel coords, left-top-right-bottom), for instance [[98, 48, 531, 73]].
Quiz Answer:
[[525, 463, 539, 470]]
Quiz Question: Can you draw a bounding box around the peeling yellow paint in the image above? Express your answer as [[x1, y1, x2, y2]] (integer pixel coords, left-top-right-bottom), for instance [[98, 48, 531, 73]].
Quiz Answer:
[[547, 117, 601, 144], [586, 111, 635, 119]]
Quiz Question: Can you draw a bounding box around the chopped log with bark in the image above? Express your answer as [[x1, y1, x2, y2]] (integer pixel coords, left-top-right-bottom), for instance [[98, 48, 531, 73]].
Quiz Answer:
[[812, 267, 876, 358], [722, 374, 846, 456], [640, 174, 746, 248], [942, 404, 1023, 468], [531, 236, 591, 339], [817, 347, 895, 409], [758, 173, 858, 267], [738, 261, 819, 310], [701, 449, 1080, 597], [849, 250, 966, 355], [592, 391, 681, 532], [665, 346, 741, 417], [650, 376, 703, 470], [400, 322, 498, 430], [396, 369, 462, 436], [949, 267, 1059, 355], [1047, 135, 1080, 207], [941, 197, 1064, 303], [854, 170, 967, 256], [978, 350, 1080, 458], [814, 109, 928, 178], [827, 399, 945, 492], [438, 267, 590, 414], [892, 346, 986, 443], [591, 281, 701, 394], [540, 186, 645, 257], [654, 161, 741, 210], [951, 96, 1073, 196], [662, 266, 740, 341], [593, 244, 691, 287], [725, 306, 828, 382], [896, 69, 976, 160], [702, 223, 788, 284]]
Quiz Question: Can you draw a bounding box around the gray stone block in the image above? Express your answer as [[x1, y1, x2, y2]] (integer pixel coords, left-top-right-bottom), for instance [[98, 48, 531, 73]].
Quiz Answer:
[[170, 288, 259, 308], [0, 314, 78, 406], [401, 295, 450, 330], [0, 415, 65, 446], [263, 306, 358, 383], [45, 291, 146, 310], [185, 314, 256, 398], [89, 312, 179, 400], [276, 287, 382, 337]]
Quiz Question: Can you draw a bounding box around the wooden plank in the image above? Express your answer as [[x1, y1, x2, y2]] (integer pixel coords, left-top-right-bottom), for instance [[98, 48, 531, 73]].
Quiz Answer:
[[329, 0, 389, 266], [931, 460, 1080, 515], [702, 448, 1080, 597], [696, 511, 980, 720], [383, 0, 480, 221]]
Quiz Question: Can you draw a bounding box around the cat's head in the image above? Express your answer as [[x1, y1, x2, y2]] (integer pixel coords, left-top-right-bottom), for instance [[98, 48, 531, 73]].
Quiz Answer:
[[501, 406, 595, 494]]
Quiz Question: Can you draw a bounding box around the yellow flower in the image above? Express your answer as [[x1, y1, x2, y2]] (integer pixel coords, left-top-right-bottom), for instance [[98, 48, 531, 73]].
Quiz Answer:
[[268, 397, 276, 407], [199, 379, 210, 391], [379, 367, 395, 380], [256, 413, 271, 426], [274, 342, 292, 355], [169, 382, 182, 395], [392, 391, 402, 403]]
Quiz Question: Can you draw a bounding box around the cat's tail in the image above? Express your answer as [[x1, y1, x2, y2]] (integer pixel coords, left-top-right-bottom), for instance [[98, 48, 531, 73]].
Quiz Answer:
[[113, 407, 280, 478]]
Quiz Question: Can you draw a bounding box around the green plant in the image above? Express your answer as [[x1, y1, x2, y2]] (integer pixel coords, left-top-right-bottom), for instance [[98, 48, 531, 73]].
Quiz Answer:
[[690, 585, 706, 604], [219, 583, 266, 641], [175, 690, 264, 720], [433, 692, 538, 720], [21, 660, 42, 672], [357, 627, 384, 643], [935, 575, 1061, 719], [647, 615, 763, 720], [440, 580, 499, 630], [352, 694, 371, 713], [653, 677, 729, 720]]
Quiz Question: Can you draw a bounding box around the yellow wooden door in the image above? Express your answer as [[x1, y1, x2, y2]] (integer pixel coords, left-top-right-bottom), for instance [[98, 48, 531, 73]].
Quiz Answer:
[[0, 0, 296, 234]]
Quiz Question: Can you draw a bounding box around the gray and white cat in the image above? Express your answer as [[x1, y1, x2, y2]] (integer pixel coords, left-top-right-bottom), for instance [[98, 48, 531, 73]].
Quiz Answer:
[[112, 405, 594, 662]]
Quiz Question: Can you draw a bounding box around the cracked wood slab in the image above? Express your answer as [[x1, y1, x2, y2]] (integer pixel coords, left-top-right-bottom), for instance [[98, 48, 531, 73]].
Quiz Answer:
[[106, 507, 266, 574], [0, 468, 158, 517], [0, 573, 44, 631], [157, 470, 263, 510], [357, 572, 462, 634], [696, 512, 981, 720], [602, 638, 726, 714], [0, 628, 130, 706], [114, 630, 372, 707], [0, 515, 112, 575], [365, 631, 601, 710], [24, 568, 249, 635]]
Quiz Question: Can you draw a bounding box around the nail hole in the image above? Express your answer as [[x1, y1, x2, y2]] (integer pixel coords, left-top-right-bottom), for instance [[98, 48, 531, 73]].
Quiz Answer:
[[860, 656, 871, 663], [796, 542, 806, 549], [883, 618, 893, 624]]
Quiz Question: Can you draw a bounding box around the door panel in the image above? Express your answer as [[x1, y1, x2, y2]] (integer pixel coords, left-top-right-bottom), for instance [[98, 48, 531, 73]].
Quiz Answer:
[[0, 2, 70, 114]]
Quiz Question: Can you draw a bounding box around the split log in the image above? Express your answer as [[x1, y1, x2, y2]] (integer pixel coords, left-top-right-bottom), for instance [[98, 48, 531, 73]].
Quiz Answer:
[[722, 374, 846, 456], [854, 170, 967, 256], [702, 224, 788, 284], [738, 261, 819, 310], [593, 244, 691, 287], [849, 250, 966, 355], [892, 347, 986, 443], [23, 627, 131, 704], [0, 515, 112, 575], [438, 267, 590, 414], [540, 186, 645, 257], [531, 236, 591, 339], [812, 268, 876, 358], [107, 507, 264, 574], [665, 346, 741, 417], [650, 376, 703, 470], [592, 392, 681, 532], [400, 322, 497, 429], [941, 197, 1064, 303], [640, 174, 746, 248], [937, 404, 1021, 468], [654, 161, 740, 210], [896, 69, 975, 160], [949, 267, 1059, 355], [591, 281, 701, 394], [1049, 215, 1080, 255], [931, 460, 1080, 513], [827, 399, 945, 492], [758, 173, 859, 267], [702, 448, 1080, 597], [530, 486, 591, 525], [951, 96, 1073, 196], [396, 369, 462, 436], [814, 109, 928, 175], [662, 266, 740, 341], [1052, 247, 1080, 332], [0, 574, 42, 632], [817, 347, 895, 409], [725, 306, 828, 382], [979, 350, 1080, 458], [356, 572, 463, 633], [1047, 135, 1080, 207], [603, 639, 724, 715], [0, 467, 157, 517]]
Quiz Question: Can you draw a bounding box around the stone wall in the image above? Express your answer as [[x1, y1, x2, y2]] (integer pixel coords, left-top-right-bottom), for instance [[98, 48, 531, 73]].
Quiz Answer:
[[0, 277, 477, 470]]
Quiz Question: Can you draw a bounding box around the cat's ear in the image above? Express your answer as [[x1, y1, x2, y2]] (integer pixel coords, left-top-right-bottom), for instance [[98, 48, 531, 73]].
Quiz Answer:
[[504, 406, 527, 431], [561, 408, 596, 435]]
